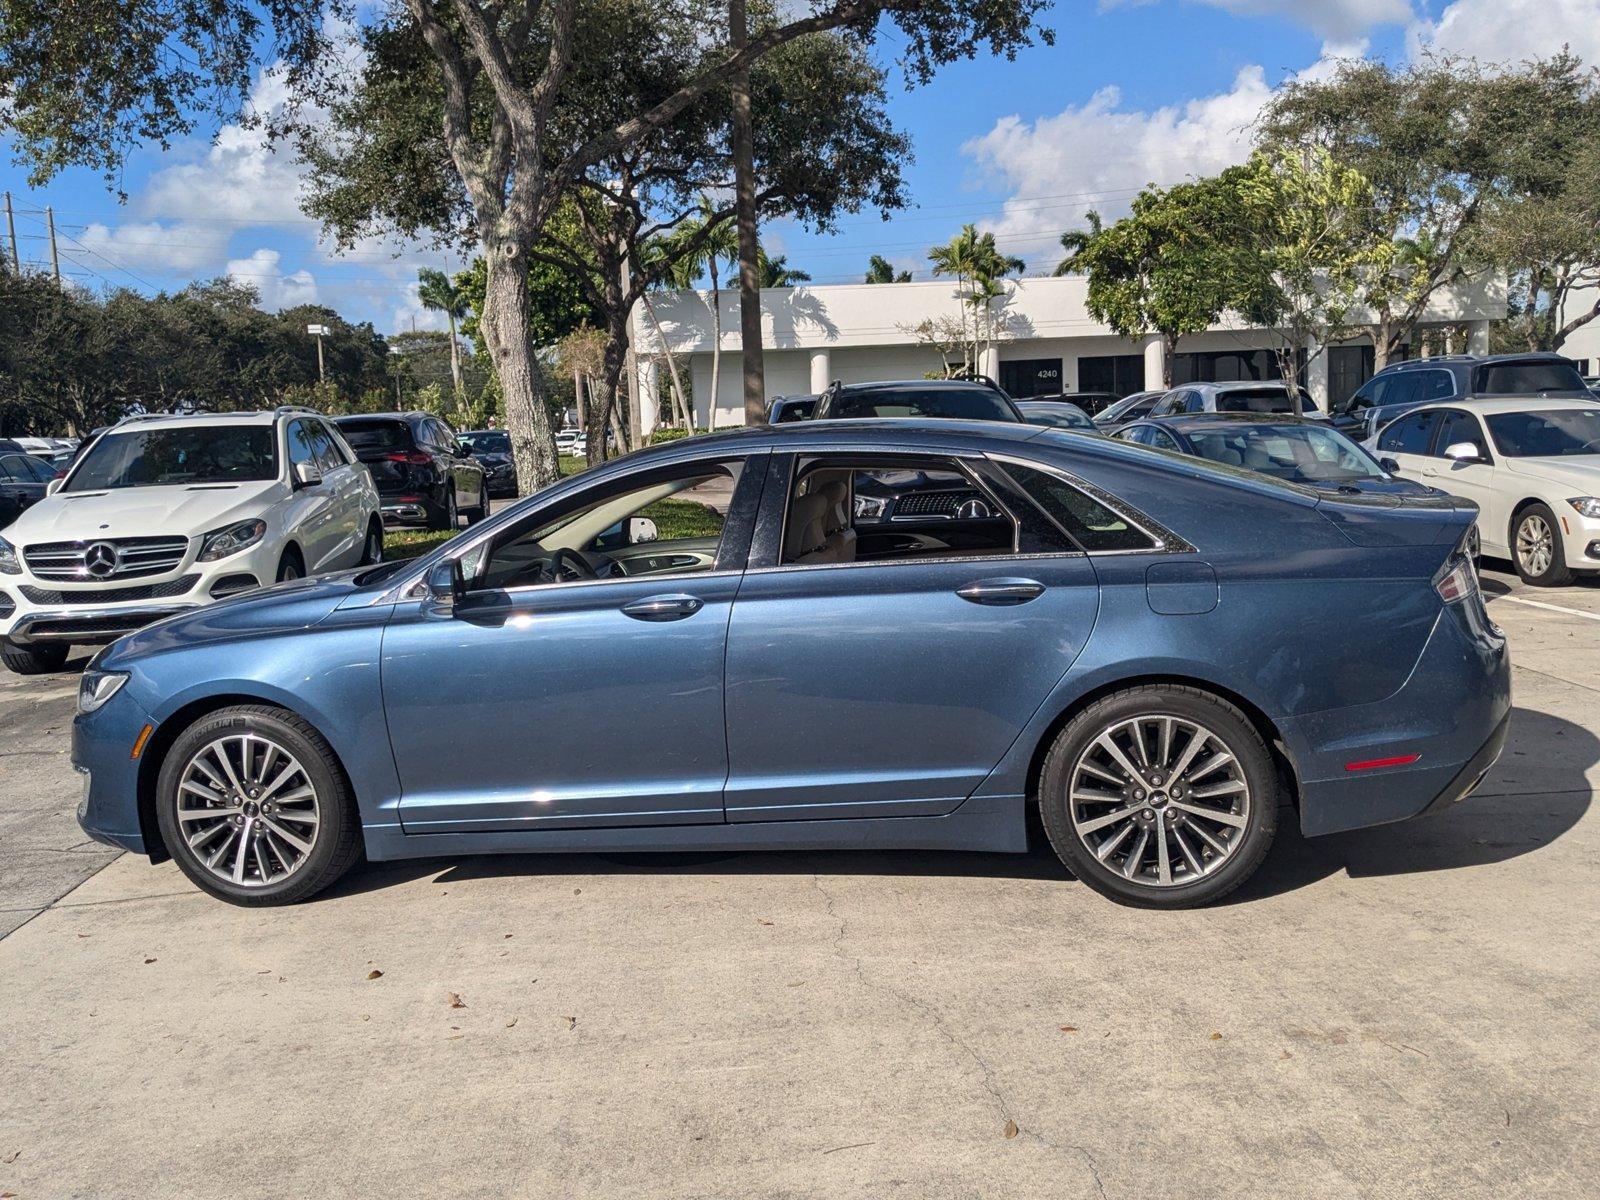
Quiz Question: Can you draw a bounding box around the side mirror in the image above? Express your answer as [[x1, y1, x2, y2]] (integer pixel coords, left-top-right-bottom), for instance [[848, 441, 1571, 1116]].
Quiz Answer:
[[628, 517, 659, 545], [293, 461, 323, 489], [1379, 457, 1400, 472], [46, 478, 63, 496], [424, 559, 463, 616], [1444, 441, 1485, 464]]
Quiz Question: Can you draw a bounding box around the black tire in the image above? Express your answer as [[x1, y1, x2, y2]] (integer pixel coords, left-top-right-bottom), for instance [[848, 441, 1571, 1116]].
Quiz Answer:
[[276, 546, 304, 583], [1, 639, 70, 675], [466, 480, 490, 525], [155, 704, 363, 906], [1038, 684, 1279, 909], [1510, 502, 1575, 587], [426, 486, 458, 531], [359, 521, 384, 565]]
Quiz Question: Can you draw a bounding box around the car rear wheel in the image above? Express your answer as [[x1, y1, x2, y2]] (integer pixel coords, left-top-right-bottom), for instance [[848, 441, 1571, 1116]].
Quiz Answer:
[[1038, 685, 1278, 908], [155, 705, 363, 905], [359, 521, 383, 565], [466, 480, 489, 525], [1512, 503, 1574, 587], [426, 487, 458, 531], [1, 639, 70, 675]]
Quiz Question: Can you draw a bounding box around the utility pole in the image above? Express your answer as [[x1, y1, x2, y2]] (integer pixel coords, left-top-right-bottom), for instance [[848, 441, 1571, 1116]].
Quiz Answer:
[[45, 205, 60, 284], [3, 193, 18, 273], [729, 0, 766, 425], [307, 323, 329, 385]]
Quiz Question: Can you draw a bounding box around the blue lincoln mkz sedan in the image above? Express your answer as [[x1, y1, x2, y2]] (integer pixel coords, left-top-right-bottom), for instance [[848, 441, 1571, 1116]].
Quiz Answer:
[[73, 419, 1510, 909]]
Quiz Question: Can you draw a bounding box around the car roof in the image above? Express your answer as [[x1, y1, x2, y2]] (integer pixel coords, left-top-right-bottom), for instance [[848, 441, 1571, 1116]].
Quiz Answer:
[[1393, 396, 1600, 417], [333, 411, 432, 423], [1183, 380, 1296, 392], [1149, 412, 1325, 429], [110, 411, 281, 429], [1017, 399, 1089, 411], [1378, 352, 1577, 373], [835, 379, 1004, 396]]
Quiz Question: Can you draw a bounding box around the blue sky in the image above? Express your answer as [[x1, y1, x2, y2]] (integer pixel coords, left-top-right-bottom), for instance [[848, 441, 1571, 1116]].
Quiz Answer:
[[1, 0, 1592, 332]]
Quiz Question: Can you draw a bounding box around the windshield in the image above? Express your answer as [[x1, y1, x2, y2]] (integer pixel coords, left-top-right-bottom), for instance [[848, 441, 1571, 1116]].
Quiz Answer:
[[1215, 387, 1319, 414], [65, 426, 277, 491], [460, 430, 511, 454], [1021, 404, 1094, 430], [1188, 423, 1382, 483], [1485, 408, 1600, 457], [337, 419, 412, 453], [1095, 394, 1153, 423], [829, 388, 1019, 422], [1475, 361, 1588, 395]]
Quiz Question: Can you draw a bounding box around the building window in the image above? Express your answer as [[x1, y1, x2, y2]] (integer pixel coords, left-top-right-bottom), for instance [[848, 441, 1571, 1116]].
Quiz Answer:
[[1076, 354, 1144, 397], [999, 358, 1063, 398], [1172, 349, 1306, 387]]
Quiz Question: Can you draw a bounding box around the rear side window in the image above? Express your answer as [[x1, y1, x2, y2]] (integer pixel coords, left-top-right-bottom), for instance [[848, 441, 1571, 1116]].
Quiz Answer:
[[338, 420, 412, 453], [1377, 410, 1439, 454], [1004, 463, 1156, 552]]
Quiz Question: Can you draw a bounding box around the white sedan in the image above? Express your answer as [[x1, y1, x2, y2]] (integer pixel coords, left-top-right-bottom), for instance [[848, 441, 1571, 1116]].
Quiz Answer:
[[1368, 397, 1600, 585]]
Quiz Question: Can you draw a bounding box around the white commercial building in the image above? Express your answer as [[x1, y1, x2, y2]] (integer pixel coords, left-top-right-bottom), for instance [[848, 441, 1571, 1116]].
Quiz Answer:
[[633, 274, 1508, 429]]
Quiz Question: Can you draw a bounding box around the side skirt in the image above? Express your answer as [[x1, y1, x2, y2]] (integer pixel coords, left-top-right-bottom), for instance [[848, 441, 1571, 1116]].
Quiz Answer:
[[360, 794, 1028, 862]]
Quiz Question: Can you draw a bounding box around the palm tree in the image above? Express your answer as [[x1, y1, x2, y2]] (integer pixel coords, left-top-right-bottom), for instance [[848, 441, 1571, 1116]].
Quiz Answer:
[[929, 225, 1025, 373], [1054, 212, 1104, 276], [416, 268, 470, 398], [669, 198, 738, 423], [865, 254, 911, 284], [758, 251, 811, 289]]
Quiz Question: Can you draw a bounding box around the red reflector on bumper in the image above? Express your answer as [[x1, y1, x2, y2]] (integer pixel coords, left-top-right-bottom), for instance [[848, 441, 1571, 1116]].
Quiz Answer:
[[1344, 753, 1421, 772]]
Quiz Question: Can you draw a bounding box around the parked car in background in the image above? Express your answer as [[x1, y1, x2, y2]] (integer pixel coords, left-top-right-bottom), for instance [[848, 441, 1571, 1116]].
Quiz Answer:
[[0, 453, 57, 529], [555, 428, 582, 455], [1331, 353, 1591, 443], [767, 395, 818, 423], [813, 378, 1024, 422], [334, 412, 488, 530], [458, 429, 518, 498], [1024, 390, 1121, 417], [1092, 390, 1168, 432], [1369, 397, 1600, 586], [1115, 414, 1440, 497], [1148, 381, 1322, 419], [1016, 399, 1098, 432], [74, 419, 1506, 911], [0, 408, 382, 675]]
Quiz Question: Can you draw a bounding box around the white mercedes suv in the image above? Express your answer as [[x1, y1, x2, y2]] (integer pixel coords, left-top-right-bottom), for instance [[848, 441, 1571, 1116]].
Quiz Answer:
[[0, 407, 382, 674]]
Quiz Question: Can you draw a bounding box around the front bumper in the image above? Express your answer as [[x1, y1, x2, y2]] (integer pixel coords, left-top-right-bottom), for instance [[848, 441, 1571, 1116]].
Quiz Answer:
[[1557, 509, 1600, 568], [72, 684, 156, 854]]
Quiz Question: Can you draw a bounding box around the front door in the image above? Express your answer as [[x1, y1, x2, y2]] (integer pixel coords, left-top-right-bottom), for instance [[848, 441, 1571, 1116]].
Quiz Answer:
[[722, 452, 1101, 822], [383, 453, 764, 832], [1418, 408, 1503, 552], [1373, 408, 1442, 484]]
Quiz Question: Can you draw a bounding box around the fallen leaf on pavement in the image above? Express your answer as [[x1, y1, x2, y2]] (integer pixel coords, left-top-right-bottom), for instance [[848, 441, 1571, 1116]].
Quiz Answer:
[[758, 919, 774, 926], [506, 1018, 518, 1028], [1003, 1120, 1019, 1139], [1059, 1026, 1078, 1034], [1210, 1032, 1223, 1041], [2, 1150, 19, 1163], [143, 958, 156, 965], [448, 992, 467, 1008], [366, 969, 383, 980]]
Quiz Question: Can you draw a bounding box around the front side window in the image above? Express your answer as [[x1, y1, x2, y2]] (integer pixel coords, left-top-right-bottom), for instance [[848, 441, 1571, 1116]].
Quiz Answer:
[[1003, 463, 1156, 552], [1377, 410, 1439, 455], [1432, 410, 1487, 459], [1485, 408, 1600, 457], [66, 425, 277, 492], [287, 420, 320, 474], [470, 461, 739, 590]]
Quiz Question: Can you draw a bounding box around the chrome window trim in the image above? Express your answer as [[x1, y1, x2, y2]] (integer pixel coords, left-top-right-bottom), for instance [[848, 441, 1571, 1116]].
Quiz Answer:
[[741, 548, 1087, 578], [984, 451, 1195, 556]]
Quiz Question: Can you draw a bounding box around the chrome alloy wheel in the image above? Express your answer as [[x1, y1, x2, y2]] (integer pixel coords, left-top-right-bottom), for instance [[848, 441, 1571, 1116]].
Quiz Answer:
[[1516, 513, 1554, 578], [175, 734, 321, 888], [1068, 716, 1251, 888]]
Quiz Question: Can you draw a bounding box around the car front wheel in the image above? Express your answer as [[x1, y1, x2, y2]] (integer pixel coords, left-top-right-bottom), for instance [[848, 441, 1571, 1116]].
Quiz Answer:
[[1038, 684, 1278, 908], [1, 639, 70, 675], [155, 704, 363, 905], [1512, 503, 1575, 587]]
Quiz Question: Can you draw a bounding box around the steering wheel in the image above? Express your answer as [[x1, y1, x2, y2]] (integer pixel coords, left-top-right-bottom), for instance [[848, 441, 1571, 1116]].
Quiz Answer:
[[548, 547, 598, 583]]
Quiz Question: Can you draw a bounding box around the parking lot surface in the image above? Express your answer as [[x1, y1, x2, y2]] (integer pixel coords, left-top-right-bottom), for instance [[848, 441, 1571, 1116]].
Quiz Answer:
[[1, 562, 1597, 1198]]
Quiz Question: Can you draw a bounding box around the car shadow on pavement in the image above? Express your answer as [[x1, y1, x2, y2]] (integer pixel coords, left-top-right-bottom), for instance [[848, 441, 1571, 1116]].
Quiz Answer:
[[1227, 703, 1596, 903], [323, 705, 1593, 905]]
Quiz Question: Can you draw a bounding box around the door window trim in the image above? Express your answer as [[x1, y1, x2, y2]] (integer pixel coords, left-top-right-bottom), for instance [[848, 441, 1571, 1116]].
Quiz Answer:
[[987, 452, 1192, 556]]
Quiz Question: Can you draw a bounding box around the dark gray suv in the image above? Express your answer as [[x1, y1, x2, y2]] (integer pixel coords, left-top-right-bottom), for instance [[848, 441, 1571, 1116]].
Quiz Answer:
[[1332, 353, 1591, 442]]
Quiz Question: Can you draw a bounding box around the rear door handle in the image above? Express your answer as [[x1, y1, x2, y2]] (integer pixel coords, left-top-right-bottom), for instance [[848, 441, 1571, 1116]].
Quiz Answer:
[[957, 578, 1046, 606], [621, 594, 704, 622]]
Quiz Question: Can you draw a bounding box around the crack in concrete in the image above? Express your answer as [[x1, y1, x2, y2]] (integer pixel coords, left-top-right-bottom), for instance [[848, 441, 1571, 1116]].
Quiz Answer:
[[809, 873, 1110, 1199]]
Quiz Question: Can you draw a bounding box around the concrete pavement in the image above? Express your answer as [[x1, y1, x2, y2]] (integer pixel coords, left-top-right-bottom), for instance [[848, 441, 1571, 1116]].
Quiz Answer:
[[1, 563, 1597, 1198]]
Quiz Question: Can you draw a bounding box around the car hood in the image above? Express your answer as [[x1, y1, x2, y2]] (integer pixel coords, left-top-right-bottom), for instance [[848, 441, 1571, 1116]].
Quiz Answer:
[[5, 481, 282, 546], [1500, 455, 1600, 492], [98, 568, 386, 669]]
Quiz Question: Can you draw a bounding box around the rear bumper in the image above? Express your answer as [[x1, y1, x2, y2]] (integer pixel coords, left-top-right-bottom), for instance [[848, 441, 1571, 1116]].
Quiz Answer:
[[1289, 595, 1511, 837]]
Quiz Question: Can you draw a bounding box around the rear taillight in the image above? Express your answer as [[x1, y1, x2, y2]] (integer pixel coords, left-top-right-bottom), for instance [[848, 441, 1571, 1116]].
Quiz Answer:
[[1434, 532, 1480, 604], [385, 451, 432, 465]]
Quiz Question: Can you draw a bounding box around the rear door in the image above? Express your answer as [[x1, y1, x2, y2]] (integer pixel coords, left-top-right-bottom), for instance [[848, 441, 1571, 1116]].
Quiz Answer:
[[722, 450, 1101, 822]]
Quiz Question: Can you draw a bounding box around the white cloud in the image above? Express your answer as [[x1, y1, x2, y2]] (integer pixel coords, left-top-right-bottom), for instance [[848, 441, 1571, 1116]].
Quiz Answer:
[[1146, 0, 1413, 39], [227, 248, 319, 310], [77, 220, 232, 272], [1409, 0, 1600, 66], [391, 281, 453, 334]]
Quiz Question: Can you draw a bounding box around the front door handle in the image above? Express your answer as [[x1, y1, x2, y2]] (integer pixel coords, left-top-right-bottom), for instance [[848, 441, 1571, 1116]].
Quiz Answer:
[[956, 578, 1046, 606], [621, 594, 704, 622]]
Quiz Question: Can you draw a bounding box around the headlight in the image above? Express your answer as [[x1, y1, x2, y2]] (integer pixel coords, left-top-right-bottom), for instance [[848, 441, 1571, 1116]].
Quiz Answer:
[[853, 495, 889, 519], [197, 519, 267, 562], [1567, 497, 1600, 519], [78, 670, 128, 714], [0, 537, 20, 575]]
